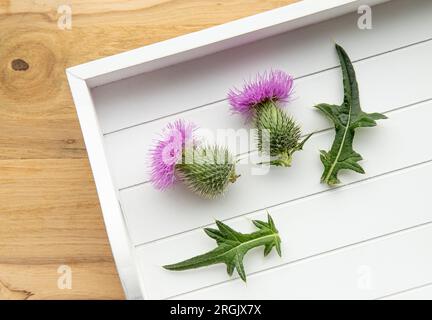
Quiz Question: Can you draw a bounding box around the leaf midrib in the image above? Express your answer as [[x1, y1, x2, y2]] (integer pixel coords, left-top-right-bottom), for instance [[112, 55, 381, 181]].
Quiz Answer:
[[202, 234, 278, 264], [324, 106, 352, 183]]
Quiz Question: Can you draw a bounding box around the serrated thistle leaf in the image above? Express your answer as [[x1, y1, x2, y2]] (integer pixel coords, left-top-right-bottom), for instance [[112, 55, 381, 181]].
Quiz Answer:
[[163, 214, 282, 282], [255, 101, 312, 167], [314, 44, 387, 186]]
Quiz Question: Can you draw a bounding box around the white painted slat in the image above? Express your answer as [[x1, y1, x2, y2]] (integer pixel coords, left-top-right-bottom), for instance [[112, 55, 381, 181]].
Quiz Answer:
[[381, 284, 432, 300], [92, 0, 432, 134], [104, 40, 432, 189], [173, 223, 432, 300], [135, 162, 432, 299], [120, 101, 432, 245]]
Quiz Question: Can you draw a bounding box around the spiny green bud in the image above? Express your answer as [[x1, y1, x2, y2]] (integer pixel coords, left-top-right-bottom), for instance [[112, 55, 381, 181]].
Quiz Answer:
[[255, 101, 312, 167], [176, 146, 238, 199]]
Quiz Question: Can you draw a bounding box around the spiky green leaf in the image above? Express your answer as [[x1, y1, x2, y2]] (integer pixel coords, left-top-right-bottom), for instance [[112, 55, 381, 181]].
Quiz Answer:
[[314, 44, 387, 186], [163, 214, 282, 282]]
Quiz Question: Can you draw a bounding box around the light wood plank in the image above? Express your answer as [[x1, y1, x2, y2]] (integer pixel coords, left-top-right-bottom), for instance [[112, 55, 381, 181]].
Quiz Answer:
[[0, 263, 123, 300], [0, 159, 125, 299]]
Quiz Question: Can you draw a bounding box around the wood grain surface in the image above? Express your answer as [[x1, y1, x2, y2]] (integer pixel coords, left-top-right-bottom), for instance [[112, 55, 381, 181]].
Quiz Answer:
[[0, 0, 298, 299]]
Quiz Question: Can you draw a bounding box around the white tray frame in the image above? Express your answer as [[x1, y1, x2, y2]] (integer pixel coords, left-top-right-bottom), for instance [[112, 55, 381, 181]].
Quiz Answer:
[[66, 0, 389, 300]]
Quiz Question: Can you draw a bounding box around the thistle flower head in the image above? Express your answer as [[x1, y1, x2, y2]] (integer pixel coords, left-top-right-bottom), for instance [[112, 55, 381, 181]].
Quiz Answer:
[[228, 70, 294, 119], [150, 119, 196, 190], [149, 120, 238, 198], [256, 103, 300, 166], [176, 145, 238, 199]]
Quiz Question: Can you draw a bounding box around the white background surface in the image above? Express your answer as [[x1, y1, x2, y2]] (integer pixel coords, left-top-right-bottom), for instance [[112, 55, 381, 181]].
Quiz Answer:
[[69, 0, 432, 299]]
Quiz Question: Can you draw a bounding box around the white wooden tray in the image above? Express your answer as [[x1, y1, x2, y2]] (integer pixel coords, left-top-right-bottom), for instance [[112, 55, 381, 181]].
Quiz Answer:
[[66, 0, 432, 300]]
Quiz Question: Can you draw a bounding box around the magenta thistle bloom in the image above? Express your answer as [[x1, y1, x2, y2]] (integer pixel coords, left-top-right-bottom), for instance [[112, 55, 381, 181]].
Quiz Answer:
[[227, 70, 311, 167], [149, 119, 239, 198], [228, 70, 294, 118], [150, 119, 196, 190]]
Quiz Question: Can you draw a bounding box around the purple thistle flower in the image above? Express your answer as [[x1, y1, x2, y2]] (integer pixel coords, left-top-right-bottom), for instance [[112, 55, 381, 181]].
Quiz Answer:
[[228, 70, 294, 119], [150, 119, 196, 190]]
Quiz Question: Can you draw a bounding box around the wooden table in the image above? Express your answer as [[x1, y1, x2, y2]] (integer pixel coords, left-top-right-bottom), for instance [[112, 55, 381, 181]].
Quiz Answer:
[[0, 0, 297, 299]]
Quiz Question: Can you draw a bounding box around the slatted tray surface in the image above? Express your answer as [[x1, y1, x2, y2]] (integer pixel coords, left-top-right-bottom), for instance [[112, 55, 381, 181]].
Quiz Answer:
[[92, 0, 432, 299]]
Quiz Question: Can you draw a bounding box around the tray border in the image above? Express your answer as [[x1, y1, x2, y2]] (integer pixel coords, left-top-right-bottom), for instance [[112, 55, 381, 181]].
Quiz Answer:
[[66, 0, 389, 299]]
